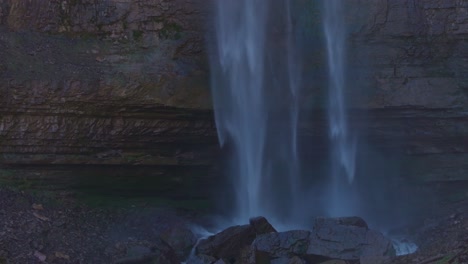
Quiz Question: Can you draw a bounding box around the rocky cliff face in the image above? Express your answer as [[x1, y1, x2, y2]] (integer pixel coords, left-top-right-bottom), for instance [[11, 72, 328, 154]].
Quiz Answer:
[[348, 0, 468, 109], [297, 0, 468, 207], [0, 0, 466, 202], [346, 0, 468, 204], [0, 0, 211, 108], [0, 0, 215, 170]]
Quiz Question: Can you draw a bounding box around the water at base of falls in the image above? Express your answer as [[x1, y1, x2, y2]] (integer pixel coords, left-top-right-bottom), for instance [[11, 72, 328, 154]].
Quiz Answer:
[[392, 237, 419, 256]]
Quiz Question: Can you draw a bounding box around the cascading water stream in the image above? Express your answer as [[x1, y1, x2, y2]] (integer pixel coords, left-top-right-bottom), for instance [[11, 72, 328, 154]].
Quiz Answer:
[[211, 0, 302, 225], [323, 0, 358, 217], [285, 0, 303, 220], [207, 0, 419, 257], [322, 2, 417, 254], [211, 0, 269, 222]]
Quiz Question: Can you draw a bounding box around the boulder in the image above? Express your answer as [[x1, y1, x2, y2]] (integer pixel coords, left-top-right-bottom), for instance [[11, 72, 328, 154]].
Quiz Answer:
[[308, 216, 396, 260], [195, 217, 277, 262], [251, 217, 395, 261], [249, 216, 277, 235], [252, 230, 311, 258], [160, 224, 197, 260], [196, 224, 256, 260], [236, 246, 256, 264]]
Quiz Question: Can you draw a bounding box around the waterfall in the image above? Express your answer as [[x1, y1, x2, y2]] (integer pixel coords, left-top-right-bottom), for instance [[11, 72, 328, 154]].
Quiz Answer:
[[209, 1, 417, 253], [211, 0, 303, 225], [211, 0, 268, 222], [323, 0, 357, 217], [211, 0, 359, 224]]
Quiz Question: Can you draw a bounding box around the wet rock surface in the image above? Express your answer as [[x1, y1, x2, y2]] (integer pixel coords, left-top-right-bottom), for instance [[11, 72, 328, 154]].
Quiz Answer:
[[195, 224, 256, 260], [250, 216, 278, 234], [189, 212, 468, 264], [251, 217, 394, 262], [194, 217, 393, 263], [309, 217, 395, 259], [195, 216, 278, 261], [253, 230, 312, 259]]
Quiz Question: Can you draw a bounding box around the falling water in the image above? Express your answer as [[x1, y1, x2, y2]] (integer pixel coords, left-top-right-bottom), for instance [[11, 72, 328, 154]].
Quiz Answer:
[[212, 0, 360, 224], [211, 0, 302, 225], [209, 1, 418, 256], [323, 0, 357, 216]]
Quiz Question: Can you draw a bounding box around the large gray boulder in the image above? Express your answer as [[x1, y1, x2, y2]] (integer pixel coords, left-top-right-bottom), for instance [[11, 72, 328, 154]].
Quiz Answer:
[[160, 224, 198, 261], [253, 230, 312, 258], [308, 217, 395, 259], [195, 217, 277, 262], [251, 217, 395, 261], [249, 216, 277, 234], [196, 224, 256, 260]]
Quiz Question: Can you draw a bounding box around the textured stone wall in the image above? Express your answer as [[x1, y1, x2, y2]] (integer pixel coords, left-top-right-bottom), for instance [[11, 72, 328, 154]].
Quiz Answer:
[[0, 0, 214, 167], [1, 0, 466, 111], [0, 0, 211, 109], [348, 0, 468, 109], [0, 0, 466, 197]]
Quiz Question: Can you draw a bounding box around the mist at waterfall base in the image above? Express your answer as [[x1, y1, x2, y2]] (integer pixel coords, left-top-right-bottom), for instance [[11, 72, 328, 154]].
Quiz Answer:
[[209, 0, 421, 233]]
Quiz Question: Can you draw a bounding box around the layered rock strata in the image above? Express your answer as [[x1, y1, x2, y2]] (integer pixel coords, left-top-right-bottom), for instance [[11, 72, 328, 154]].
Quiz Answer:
[[0, 0, 466, 202]]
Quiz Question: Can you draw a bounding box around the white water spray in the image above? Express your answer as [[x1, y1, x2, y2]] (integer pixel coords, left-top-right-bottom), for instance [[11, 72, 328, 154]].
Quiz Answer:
[[392, 237, 419, 256]]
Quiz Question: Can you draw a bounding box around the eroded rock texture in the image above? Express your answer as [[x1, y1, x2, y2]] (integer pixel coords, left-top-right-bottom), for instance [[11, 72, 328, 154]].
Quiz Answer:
[[193, 217, 394, 263], [345, 0, 468, 208], [0, 0, 214, 168], [0, 0, 466, 202], [347, 0, 468, 109]]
